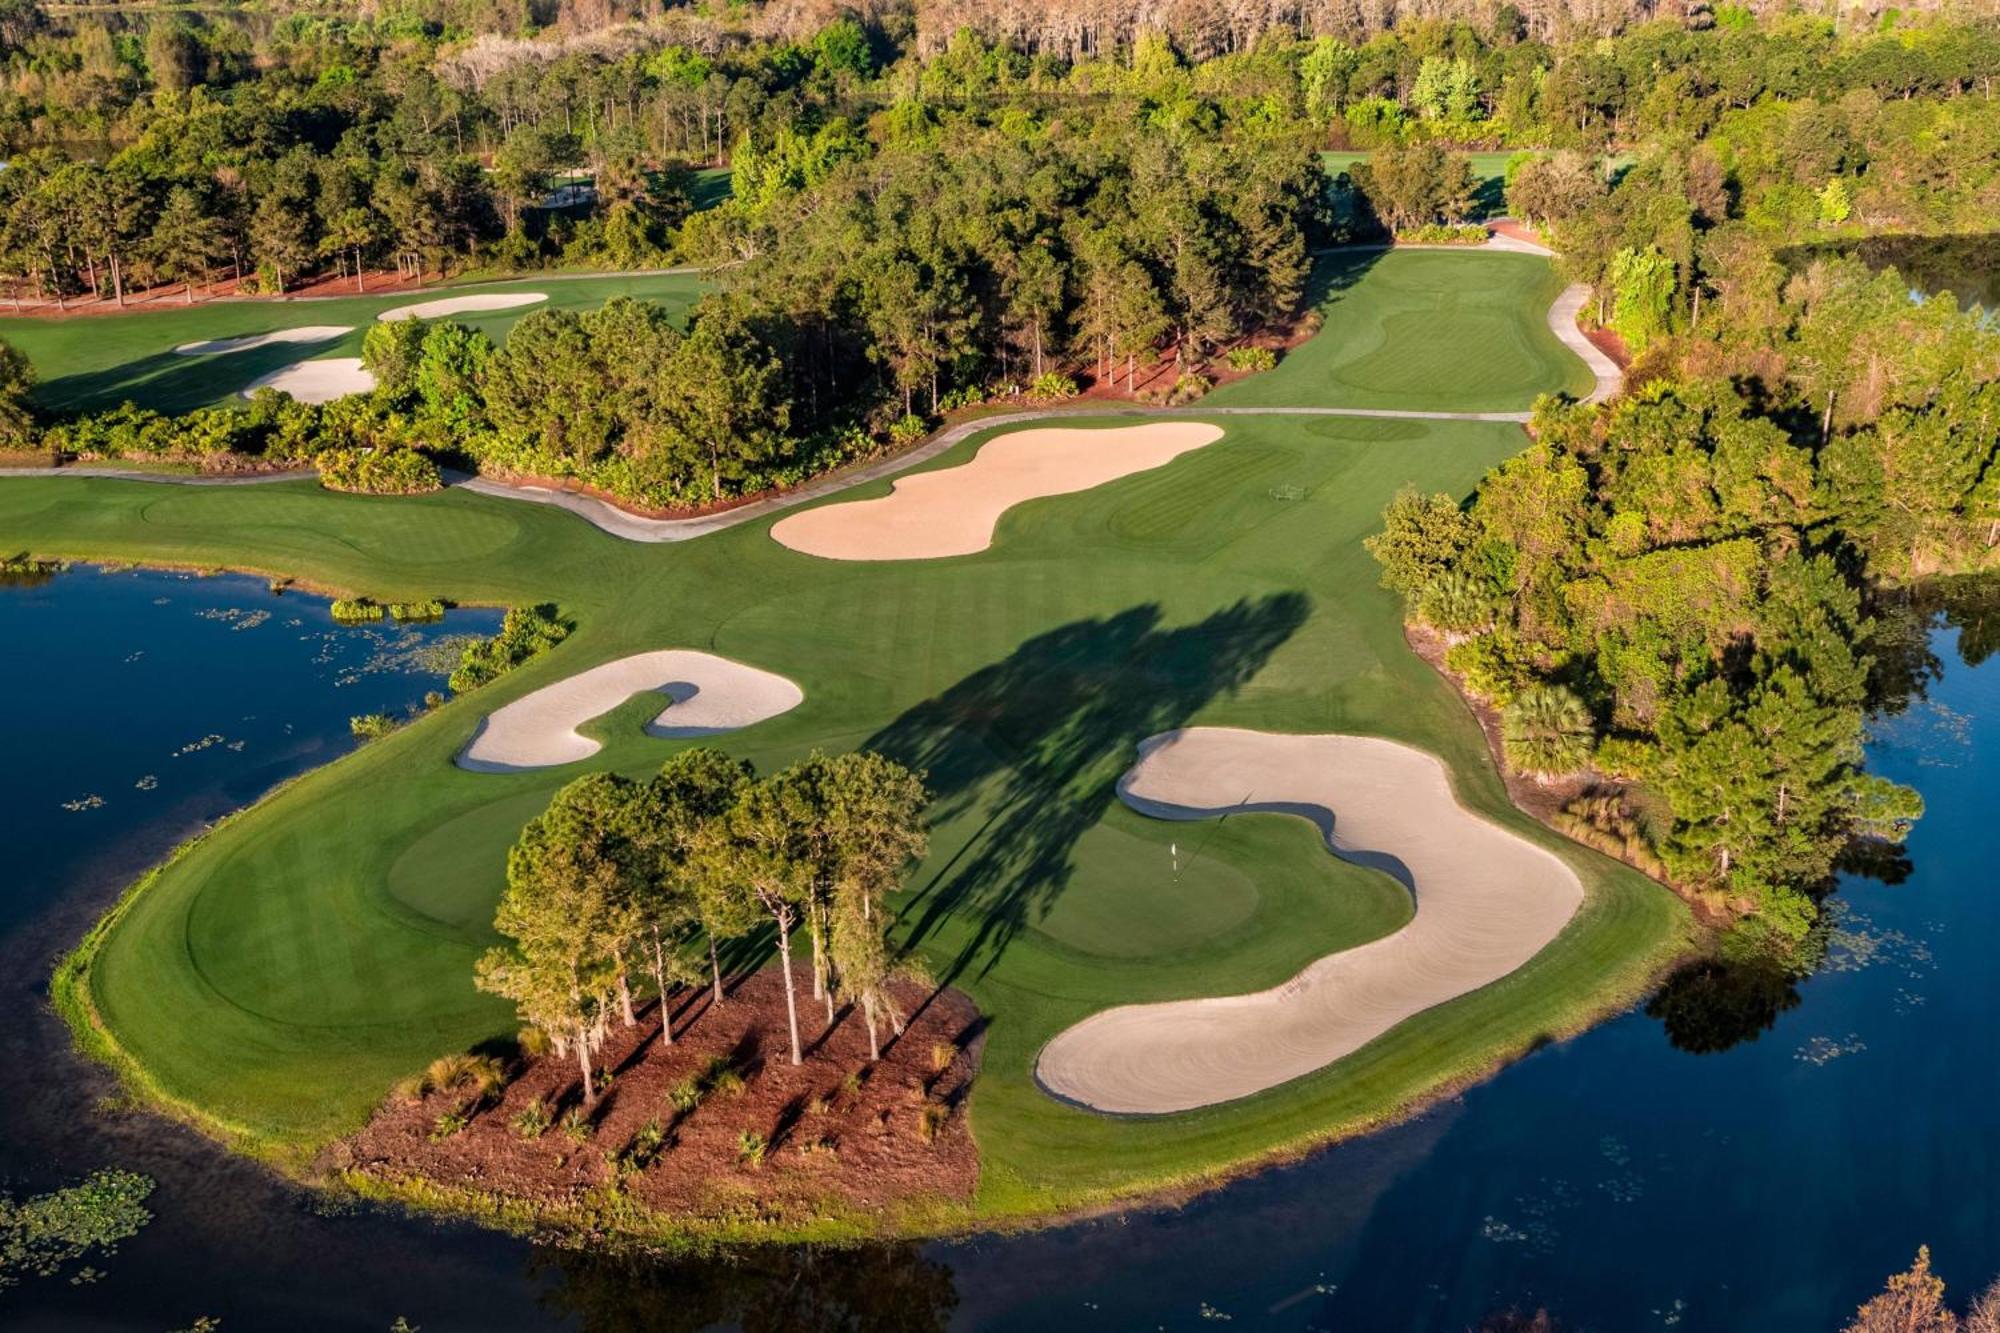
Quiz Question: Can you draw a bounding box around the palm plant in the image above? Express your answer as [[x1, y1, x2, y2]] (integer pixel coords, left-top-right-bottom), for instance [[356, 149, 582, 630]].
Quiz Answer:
[[1502, 685, 1595, 780]]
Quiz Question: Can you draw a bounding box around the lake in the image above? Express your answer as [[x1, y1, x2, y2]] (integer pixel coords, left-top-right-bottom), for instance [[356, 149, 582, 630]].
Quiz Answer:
[[3, 568, 1996, 1330]]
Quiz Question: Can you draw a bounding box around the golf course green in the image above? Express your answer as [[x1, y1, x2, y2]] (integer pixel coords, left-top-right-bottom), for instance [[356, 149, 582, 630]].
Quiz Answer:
[[5, 247, 1690, 1232], [5, 271, 707, 417]]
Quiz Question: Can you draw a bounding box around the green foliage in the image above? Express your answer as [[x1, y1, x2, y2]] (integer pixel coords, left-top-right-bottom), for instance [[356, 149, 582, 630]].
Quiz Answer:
[[1380, 379, 1934, 942], [1399, 224, 1490, 245], [1607, 246, 1676, 350], [319, 446, 442, 496], [735, 1130, 767, 1168], [388, 599, 445, 622], [0, 1170, 154, 1290], [1224, 345, 1278, 373], [1502, 685, 1596, 778], [1365, 487, 1475, 600], [350, 713, 398, 740], [331, 598, 384, 622], [510, 1098, 551, 1139], [448, 604, 569, 694], [1350, 143, 1477, 232], [1025, 372, 1080, 401]]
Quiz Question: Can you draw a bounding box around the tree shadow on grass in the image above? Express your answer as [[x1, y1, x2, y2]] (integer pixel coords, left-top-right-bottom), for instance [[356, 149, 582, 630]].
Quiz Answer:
[[866, 594, 1309, 984], [34, 334, 354, 415]]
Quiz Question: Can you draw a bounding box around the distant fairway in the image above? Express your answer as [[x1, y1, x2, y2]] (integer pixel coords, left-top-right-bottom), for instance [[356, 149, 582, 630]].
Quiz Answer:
[[8, 248, 1689, 1231], [1207, 249, 1594, 411], [5, 270, 707, 416]]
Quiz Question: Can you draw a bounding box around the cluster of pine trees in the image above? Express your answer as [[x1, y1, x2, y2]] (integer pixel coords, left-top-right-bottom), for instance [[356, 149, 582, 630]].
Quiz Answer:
[[477, 748, 929, 1104], [1369, 373, 1963, 944]]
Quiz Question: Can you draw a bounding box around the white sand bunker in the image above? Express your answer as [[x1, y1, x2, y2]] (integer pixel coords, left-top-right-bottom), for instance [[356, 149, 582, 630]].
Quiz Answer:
[[457, 650, 804, 773], [771, 422, 1225, 560], [377, 292, 547, 322], [175, 326, 352, 356], [1035, 727, 1584, 1115], [239, 357, 376, 404]]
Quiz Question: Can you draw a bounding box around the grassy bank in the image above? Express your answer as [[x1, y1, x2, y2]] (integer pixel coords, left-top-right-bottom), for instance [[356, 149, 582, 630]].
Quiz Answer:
[[3, 249, 1691, 1238]]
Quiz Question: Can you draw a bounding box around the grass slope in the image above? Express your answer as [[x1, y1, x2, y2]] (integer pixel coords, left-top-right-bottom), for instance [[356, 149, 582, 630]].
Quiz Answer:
[[6, 251, 1690, 1229], [7, 271, 707, 416]]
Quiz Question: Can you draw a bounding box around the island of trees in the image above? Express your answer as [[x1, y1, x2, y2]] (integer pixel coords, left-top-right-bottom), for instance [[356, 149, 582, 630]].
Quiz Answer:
[[338, 746, 979, 1232]]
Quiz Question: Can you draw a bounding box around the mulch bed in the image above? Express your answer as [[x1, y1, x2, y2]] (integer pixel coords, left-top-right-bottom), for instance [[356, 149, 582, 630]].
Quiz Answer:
[[331, 965, 984, 1231]]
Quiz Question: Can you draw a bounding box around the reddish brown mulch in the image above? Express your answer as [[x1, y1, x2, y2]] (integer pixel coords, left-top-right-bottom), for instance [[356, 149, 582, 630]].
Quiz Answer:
[[469, 467, 788, 521], [331, 965, 984, 1231], [1582, 323, 1632, 370], [0, 268, 440, 319]]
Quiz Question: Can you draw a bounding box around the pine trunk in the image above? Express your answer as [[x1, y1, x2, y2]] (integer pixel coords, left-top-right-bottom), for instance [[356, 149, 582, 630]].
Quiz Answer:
[[777, 919, 802, 1065], [710, 934, 724, 1003]]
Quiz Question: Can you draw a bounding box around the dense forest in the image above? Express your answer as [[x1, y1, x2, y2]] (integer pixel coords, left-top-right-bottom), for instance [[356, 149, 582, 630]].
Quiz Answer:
[[4, 2, 1997, 508]]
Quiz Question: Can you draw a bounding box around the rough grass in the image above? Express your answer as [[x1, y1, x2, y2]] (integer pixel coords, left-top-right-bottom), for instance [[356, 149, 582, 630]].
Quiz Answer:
[[5, 250, 1691, 1234], [5, 271, 707, 416]]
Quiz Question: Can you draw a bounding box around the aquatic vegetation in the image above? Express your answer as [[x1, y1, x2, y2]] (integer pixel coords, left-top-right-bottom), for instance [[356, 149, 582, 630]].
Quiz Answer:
[[0, 1169, 155, 1291]]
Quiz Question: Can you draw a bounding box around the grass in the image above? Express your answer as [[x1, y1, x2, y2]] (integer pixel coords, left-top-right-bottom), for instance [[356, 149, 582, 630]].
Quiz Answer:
[[11, 249, 1691, 1233], [5, 271, 708, 416], [1207, 249, 1592, 411]]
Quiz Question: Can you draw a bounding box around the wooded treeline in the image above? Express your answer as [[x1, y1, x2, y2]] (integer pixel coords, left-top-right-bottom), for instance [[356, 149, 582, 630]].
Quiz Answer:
[[1, 2, 1995, 304], [1370, 249, 2000, 943]]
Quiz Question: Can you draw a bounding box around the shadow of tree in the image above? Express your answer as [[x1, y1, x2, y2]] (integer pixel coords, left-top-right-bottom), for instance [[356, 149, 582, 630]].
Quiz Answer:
[[536, 1240, 958, 1333], [865, 594, 1310, 983]]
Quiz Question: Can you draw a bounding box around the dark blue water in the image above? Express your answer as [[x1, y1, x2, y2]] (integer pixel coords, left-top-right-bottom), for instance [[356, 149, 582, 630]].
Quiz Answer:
[[3, 571, 1996, 1331]]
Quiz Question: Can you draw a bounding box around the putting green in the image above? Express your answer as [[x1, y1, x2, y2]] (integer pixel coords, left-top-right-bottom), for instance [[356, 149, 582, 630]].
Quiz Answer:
[[6, 271, 707, 416], [11, 250, 1691, 1229]]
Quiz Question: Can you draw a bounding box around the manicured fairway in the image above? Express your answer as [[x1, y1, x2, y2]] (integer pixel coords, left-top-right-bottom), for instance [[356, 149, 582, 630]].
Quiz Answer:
[[6, 271, 707, 416], [4, 249, 1690, 1228], [1207, 249, 1592, 412]]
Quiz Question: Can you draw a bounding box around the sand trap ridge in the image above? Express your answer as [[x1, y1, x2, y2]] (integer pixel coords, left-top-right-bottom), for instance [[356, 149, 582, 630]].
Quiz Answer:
[[239, 357, 376, 403], [377, 292, 547, 322], [771, 422, 1225, 560], [175, 326, 353, 356], [1035, 727, 1584, 1115], [457, 650, 804, 773]]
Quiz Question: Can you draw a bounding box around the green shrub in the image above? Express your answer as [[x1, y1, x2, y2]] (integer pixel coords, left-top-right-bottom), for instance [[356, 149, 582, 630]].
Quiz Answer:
[[448, 604, 570, 694], [429, 1111, 469, 1140], [330, 598, 384, 622], [349, 713, 397, 740], [560, 1109, 590, 1144], [388, 599, 445, 622], [1165, 373, 1212, 406], [1398, 222, 1490, 245], [888, 414, 928, 446], [510, 1099, 551, 1139], [318, 446, 443, 496], [735, 1130, 767, 1168], [1224, 345, 1278, 372], [668, 1078, 703, 1114], [1026, 371, 1080, 400]]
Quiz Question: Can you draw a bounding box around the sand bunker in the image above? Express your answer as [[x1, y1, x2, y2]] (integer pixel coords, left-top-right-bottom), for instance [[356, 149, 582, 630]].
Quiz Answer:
[[1035, 727, 1584, 1115], [377, 293, 547, 322], [771, 422, 1225, 560], [175, 326, 352, 356], [457, 650, 804, 773], [239, 357, 376, 404]]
